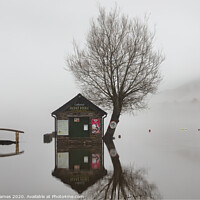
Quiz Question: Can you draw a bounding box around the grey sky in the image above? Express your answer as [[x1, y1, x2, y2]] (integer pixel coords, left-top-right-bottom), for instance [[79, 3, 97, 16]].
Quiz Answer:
[[0, 0, 200, 131]]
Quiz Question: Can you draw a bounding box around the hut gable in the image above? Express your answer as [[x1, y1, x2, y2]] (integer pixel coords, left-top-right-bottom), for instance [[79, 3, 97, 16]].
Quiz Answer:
[[52, 93, 107, 116], [51, 94, 107, 139]]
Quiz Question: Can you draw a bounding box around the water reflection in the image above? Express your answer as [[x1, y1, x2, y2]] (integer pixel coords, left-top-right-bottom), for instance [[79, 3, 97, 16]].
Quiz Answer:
[[52, 138, 107, 194], [52, 136, 160, 199], [0, 129, 24, 157], [0, 141, 24, 157], [84, 139, 161, 200]]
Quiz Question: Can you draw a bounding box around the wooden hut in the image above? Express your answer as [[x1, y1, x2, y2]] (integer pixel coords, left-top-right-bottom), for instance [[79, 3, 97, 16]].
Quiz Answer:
[[51, 93, 107, 146]]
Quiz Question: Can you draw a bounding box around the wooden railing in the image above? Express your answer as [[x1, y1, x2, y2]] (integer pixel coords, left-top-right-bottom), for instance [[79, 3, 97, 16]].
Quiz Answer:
[[0, 128, 24, 143]]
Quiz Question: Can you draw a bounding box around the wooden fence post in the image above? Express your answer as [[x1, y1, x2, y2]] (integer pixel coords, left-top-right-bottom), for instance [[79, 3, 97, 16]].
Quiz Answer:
[[16, 132, 19, 143]]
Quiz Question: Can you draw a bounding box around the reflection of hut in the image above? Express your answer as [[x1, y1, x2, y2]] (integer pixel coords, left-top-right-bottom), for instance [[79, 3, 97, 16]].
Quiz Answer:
[[52, 145, 107, 194], [51, 94, 107, 146]]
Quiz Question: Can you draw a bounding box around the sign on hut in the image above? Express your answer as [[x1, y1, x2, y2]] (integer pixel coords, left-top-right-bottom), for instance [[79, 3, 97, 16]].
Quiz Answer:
[[51, 94, 107, 145]]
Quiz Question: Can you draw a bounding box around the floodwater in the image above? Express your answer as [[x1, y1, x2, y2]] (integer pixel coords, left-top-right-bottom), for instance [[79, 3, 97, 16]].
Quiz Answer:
[[0, 134, 159, 200], [1, 94, 200, 199]]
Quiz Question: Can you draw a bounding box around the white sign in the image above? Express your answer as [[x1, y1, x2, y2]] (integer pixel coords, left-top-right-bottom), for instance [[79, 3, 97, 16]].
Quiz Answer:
[[57, 152, 69, 168], [84, 124, 88, 131], [110, 121, 117, 129], [57, 120, 69, 135], [110, 149, 117, 157], [84, 156, 88, 163]]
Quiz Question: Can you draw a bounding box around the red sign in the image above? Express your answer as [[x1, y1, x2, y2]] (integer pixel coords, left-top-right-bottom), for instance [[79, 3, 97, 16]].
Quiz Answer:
[[92, 154, 100, 169], [92, 119, 100, 134]]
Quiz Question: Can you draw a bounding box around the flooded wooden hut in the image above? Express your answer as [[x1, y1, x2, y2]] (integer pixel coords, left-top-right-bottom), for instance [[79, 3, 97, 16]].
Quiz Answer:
[[51, 93, 107, 147]]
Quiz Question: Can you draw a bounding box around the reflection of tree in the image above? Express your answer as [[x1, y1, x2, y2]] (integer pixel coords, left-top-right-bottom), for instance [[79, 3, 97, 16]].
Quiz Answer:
[[84, 139, 161, 200]]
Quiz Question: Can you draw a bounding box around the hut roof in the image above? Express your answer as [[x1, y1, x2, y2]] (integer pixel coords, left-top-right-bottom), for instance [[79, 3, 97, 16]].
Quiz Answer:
[[52, 93, 107, 116]]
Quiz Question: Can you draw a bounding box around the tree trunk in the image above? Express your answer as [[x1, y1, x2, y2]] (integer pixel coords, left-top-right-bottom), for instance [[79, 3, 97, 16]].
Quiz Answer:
[[104, 138, 122, 173], [103, 106, 121, 142], [104, 137, 123, 199]]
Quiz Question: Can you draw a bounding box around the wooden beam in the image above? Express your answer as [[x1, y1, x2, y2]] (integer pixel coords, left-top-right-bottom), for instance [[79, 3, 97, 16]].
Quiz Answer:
[[0, 151, 24, 157], [0, 128, 24, 133]]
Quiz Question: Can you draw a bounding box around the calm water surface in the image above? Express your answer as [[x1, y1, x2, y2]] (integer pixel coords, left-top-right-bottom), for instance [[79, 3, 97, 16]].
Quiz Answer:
[[1, 101, 200, 199]]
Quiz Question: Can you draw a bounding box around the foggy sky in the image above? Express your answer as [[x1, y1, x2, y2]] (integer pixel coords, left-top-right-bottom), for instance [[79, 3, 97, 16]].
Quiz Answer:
[[1, 0, 200, 132]]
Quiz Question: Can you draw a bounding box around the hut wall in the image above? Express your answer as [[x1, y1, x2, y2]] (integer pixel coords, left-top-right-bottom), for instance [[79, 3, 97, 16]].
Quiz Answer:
[[56, 111, 103, 137]]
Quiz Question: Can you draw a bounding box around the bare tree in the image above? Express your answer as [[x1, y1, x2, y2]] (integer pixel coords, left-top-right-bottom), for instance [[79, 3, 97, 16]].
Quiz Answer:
[[67, 6, 164, 139]]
